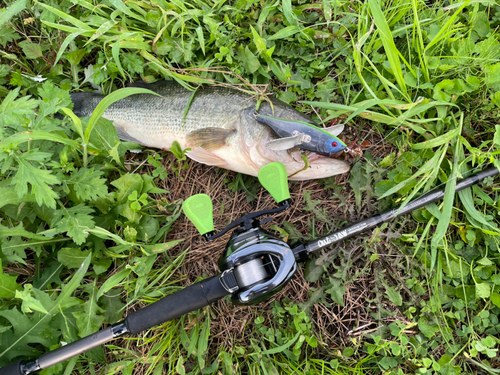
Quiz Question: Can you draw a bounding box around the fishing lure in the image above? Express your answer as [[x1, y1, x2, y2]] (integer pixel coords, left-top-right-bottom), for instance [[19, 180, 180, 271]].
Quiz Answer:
[[255, 113, 347, 156]]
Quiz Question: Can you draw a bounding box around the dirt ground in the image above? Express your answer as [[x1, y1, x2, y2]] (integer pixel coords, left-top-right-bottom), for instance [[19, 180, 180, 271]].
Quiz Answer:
[[116, 120, 419, 370]]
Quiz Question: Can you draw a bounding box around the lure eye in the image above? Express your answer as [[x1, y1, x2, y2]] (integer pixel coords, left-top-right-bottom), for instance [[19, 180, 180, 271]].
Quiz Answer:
[[332, 142, 338, 147]]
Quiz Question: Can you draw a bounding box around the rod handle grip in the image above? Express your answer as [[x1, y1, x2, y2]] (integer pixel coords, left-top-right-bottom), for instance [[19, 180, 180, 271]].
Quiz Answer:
[[0, 360, 23, 375], [125, 275, 229, 335]]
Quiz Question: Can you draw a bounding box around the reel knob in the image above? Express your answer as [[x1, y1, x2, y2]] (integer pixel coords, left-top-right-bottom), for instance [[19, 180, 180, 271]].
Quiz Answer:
[[182, 194, 214, 236], [258, 162, 290, 204]]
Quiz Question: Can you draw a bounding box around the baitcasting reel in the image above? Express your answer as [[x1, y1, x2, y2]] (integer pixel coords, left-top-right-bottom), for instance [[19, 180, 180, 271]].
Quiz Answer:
[[182, 163, 297, 305]]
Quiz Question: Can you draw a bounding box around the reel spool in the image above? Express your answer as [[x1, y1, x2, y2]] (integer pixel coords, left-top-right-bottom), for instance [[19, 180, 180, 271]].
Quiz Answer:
[[182, 162, 297, 305]]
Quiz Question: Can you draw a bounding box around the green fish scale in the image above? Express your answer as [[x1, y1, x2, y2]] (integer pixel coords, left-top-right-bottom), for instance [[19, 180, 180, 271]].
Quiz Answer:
[[101, 84, 259, 141]]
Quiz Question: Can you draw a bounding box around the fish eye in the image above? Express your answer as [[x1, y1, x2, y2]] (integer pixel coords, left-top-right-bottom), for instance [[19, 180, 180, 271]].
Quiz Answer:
[[331, 142, 338, 147]]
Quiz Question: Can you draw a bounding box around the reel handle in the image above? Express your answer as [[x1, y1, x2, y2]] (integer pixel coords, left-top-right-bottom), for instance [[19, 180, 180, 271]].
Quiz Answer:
[[182, 194, 214, 236], [258, 162, 290, 204]]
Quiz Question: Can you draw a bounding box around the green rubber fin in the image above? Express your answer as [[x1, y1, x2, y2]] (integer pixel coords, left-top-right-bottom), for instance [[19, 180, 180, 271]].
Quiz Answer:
[[258, 162, 290, 204], [182, 194, 214, 235]]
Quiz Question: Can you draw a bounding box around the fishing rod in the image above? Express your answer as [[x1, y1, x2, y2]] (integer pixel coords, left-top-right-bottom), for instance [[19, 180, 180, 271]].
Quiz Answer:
[[1, 162, 498, 375]]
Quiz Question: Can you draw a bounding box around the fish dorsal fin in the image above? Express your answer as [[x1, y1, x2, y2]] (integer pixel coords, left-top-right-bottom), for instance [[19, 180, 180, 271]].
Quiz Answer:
[[324, 124, 344, 137], [126, 80, 173, 89], [186, 127, 235, 151], [265, 133, 308, 151], [186, 147, 227, 167]]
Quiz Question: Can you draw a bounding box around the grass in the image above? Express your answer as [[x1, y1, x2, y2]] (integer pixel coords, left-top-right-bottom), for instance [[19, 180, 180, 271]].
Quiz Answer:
[[1, 0, 500, 374]]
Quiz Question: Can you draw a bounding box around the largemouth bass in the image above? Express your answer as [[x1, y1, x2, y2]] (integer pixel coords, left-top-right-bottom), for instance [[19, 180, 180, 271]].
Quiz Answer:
[[70, 81, 350, 180]]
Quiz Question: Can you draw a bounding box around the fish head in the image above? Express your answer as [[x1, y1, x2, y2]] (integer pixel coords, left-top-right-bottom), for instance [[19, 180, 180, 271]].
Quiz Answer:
[[239, 106, 350, 181]]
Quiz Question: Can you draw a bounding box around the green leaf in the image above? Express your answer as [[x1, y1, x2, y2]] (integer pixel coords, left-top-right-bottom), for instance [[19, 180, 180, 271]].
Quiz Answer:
[[481, 336, 496, 348], [73, 283, 105, 337], [484, 63, 500, 91], [418, 317, 440, 339], [257, 332, 301, 355], [327, 278, 346, 306], [18, 40, 43, 59], [140, 240, 184, 256], [0, 186, 36, 209], [282, 0, 298, 26], [472, 12, 490, 38], [0, 87, 38, 133], [0, 27, 20, 47], [243, 46, 261, 74], [111, 173, 144, 203], [99, 288, 126, 324], [491, 292, 500, 308], [304, 259, 325, 282], [475, 282, 491, 299], [0, 260, 22, 298], [12, 153, 60, 209], [51, 204, 95, 245], [494, 125, 500, 146], [385, 285, 403, 306], [66, 49, 86, 65], [36, 2, 93, 31], [57, 248, 91, 269], [122, 52, 144, 75], [348, 162, 368, 209], [15, 284, 49, 314], [0, 222, 49, 241], [64, 168, 108, 201], [54, 31, 86, 65]]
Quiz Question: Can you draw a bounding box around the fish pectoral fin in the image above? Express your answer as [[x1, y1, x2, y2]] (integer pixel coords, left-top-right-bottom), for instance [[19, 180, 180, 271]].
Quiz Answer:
[[324, 124, 344, 136], [265, 134, 306, 151], [113, 120, 145, 144], [187, 147, 227, 167], [186, 127, 235, 151]]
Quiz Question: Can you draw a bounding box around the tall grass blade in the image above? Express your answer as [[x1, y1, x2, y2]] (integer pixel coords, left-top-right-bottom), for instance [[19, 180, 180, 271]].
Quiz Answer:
[[60, 108, 84, 140], [368, 0, 407, 96], [429, 117, 463, 271], [411, 127, 460, 149], [0, 130, 79, 149], [36, 2, 94, 31], [425, 0, 472, 51], [0, 0, 26, 27]]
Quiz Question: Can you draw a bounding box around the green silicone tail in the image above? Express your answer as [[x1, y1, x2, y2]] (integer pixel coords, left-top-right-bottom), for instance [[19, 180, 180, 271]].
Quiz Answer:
[[182, 194, 214, 236], [258, 162, 290, 204]]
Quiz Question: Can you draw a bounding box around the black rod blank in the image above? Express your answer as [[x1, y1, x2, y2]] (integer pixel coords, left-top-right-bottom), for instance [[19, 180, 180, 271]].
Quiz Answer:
[[297, 165, 499, 257]]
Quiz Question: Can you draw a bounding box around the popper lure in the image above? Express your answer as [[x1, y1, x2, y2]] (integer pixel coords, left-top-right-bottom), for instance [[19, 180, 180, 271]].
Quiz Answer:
[[254, 113, 347, 156]]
